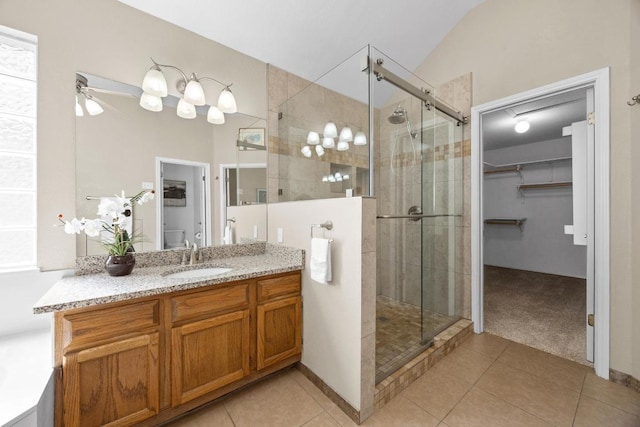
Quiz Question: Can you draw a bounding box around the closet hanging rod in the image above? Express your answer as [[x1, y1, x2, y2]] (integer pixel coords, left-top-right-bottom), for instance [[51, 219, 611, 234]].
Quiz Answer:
[[483, 156, 571, 169]]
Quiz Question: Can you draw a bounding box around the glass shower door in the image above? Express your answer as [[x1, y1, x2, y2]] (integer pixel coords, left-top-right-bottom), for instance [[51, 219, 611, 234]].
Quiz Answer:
[[372, 46, 464, 383], [420, 109, 464, 344]]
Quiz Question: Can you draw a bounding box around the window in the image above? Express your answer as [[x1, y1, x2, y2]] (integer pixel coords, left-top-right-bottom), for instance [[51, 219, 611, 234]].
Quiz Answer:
[[0, 27, 37, 271]]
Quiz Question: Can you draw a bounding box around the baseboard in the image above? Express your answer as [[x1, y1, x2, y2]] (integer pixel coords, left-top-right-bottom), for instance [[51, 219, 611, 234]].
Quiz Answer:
[[609, 368, 640, 393], [296, 363, 361, 425]]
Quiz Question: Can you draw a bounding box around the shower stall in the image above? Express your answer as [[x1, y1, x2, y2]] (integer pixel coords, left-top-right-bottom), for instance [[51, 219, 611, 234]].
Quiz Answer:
[[370, 48, 464, 382], [274, 45, 465, 384]]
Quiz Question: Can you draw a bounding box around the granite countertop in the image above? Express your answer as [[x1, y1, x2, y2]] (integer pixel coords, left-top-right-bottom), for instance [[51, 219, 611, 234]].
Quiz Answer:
[[33, 243, 304, 314]]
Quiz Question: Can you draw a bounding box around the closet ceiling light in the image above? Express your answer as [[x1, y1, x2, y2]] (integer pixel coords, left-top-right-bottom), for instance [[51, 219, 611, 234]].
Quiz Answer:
[[514, 120, 530, 133], [140, 58, 237, 122]]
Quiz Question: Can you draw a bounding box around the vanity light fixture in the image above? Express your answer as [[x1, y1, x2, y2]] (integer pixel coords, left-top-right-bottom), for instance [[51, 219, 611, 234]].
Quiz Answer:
[[140, 58, 238, 123], [315, 145, 325, 157], [336, 140, 350, 151], [301, 145, 313, 158]]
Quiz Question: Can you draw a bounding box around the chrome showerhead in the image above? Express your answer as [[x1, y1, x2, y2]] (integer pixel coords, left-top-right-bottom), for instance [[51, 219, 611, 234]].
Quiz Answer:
[[388, 106, 407, 124]]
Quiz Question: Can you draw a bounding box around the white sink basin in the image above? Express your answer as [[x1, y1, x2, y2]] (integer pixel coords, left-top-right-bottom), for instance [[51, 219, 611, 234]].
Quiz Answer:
[[164, 267, 233, 279]]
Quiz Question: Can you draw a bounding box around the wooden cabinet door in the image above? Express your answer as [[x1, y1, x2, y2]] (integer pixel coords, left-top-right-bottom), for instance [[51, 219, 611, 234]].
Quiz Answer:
[[257, 296, 302, 370], [171, 309, 250, 406], [63, 333, 160, 427]]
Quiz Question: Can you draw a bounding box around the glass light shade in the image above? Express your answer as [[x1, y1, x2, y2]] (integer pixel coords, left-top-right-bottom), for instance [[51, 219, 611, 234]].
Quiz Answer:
[[354, 131, 367, 145], [515, 120, 530, 133], [177, 98, 196, 119], [323, 122, 338, 138], [140, 92, 163, 112], [184, 79, 206, 106], [142, 68, 168, 97], [84, 97, 104, 116], [207, 105, 225, 124], [343, 174, 350, 180], [322, 176, 328, 182], [337, 140, 349, 151], [315, 145, 325, 156], [339, 127, 353, 142], [218, 87, 237, 113], [75, 95, 83, 117], [322, 137, 335, 149], [307, 131, 320, 145], [301, 145, 312, 158], [328, 175, 336, 182]]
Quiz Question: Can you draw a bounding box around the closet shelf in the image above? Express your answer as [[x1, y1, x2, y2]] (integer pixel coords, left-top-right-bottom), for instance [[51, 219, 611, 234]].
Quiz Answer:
[[484, 217, 526, 232], [483, 156, 572, 169], [518, 181, 572, 191]]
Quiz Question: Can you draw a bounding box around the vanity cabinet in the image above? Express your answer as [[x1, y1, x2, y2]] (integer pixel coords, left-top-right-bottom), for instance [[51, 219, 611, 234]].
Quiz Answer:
[[57, 300, 161, 427], [54, 271, 301, 427], [256, 274, 302, 370]]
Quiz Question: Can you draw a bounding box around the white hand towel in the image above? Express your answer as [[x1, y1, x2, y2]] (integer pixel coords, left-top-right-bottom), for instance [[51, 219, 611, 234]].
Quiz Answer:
[[310, 237, 332, 284]]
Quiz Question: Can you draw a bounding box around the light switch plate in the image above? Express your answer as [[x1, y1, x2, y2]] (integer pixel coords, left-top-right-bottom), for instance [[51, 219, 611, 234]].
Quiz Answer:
[[142, 182, 154, 190]]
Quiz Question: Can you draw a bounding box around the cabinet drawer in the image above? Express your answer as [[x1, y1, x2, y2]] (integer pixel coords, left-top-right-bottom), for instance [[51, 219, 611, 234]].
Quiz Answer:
[[171, 282, 250, 323], [62, 300, 160, 350], [257, 272, 301, 302]]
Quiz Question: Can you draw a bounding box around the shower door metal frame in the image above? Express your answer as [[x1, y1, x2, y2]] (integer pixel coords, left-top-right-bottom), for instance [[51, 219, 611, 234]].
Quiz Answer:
[[369, 58, 467, 125]]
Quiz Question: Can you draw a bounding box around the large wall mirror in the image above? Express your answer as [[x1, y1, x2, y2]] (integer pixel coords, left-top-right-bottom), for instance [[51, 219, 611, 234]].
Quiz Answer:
[[75, 72, 267, 256]]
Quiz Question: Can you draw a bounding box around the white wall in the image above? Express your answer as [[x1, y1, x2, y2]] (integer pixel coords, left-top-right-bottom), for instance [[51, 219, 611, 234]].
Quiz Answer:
[[0, 269, 71, 336], [483, 139, 587, 278], [227, 205, 267, 243], [414, 0, 638, 378], [267, 197, 375, 415]]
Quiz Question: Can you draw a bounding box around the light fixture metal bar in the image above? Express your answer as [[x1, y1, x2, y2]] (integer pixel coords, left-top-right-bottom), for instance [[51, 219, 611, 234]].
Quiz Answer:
[[371, 59, 466, 124]]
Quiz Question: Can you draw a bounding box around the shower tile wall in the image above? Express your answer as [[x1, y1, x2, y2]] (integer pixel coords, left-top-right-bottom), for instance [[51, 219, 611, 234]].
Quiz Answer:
[[376, 73, 472, 319], [267, 65, 369, 203]]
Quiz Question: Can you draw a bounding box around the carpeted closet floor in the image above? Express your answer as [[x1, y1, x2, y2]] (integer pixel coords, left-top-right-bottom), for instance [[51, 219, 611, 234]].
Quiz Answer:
[[483, 265, 590, 366]]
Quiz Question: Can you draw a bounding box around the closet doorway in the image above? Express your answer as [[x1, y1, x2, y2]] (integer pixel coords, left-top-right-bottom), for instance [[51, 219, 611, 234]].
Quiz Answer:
[[470, 69, 610, 378]]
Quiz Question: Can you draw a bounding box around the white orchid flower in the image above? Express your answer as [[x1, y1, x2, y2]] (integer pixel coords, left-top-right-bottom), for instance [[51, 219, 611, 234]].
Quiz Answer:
[[97, 198, 121, 219], [137, 190, 155, 205], [64, 218, 84, 234], [83, 219, 103, 237]]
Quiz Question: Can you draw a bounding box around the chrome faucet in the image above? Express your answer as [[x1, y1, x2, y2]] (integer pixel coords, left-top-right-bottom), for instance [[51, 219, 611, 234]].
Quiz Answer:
[[189, 242, 200, 265]]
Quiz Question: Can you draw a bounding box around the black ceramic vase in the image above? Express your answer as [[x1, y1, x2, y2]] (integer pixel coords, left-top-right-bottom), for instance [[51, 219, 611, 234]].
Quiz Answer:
[[105, 253, 136, 277]]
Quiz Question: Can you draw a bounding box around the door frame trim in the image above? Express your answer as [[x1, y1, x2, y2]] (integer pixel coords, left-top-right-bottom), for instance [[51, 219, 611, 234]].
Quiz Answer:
[[155, 157, 212, 250], [470, 68, 610, 378]]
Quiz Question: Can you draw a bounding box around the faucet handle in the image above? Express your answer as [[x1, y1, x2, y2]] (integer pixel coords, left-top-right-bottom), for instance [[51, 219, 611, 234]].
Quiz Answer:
[[184, 239, 190, 248]]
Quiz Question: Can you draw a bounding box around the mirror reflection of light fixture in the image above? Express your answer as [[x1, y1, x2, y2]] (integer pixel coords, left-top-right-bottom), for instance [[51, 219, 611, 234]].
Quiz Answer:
[[339, 127, 353, 142], [75, 74, 105, 117], [301, 145, 312, 158], [139, 58, 237, 124], [354, 131, 367, 146], [336, 140, 349, 151], [315, 145, 325, 157], [307, 131, 320, 145], [514, 119, 530, 133], [323, 122, 338, 138], [322, 137, 335, 149], [321, 172, 350, 183]]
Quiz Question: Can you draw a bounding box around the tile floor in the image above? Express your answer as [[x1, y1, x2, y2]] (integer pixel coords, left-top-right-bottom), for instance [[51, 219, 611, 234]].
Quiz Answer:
[[165, 333, 640, 427]]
